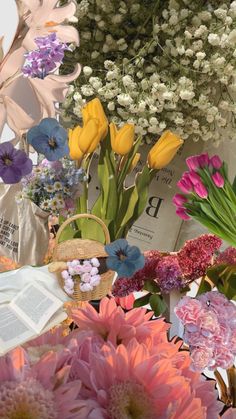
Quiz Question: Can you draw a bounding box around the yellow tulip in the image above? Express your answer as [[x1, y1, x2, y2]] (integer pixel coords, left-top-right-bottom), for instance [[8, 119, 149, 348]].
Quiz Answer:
[[82, 98, 108, 140], [130, 152, 141, 172], [147, 130, 183, 170], [110, 122, 135, 155], [68, 126, 84, 160]]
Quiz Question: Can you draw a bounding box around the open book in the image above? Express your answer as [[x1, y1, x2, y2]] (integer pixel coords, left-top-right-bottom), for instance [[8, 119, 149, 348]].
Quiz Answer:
[[0, 282, 67, 355]]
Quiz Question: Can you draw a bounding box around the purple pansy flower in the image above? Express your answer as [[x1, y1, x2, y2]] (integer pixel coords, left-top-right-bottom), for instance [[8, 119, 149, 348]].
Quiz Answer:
[[0, 142, 32, 184]]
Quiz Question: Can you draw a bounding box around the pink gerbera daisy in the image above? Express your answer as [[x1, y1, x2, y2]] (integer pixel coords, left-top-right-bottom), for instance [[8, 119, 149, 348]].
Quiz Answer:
[[0, 347, 88, 419], [75, 339, 221, 419], [71, 297, 169, 347]]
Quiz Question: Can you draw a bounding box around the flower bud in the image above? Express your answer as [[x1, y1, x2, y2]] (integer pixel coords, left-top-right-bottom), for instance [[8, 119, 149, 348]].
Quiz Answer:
[[210, 155, 222, 169], [147, 131, 183, 170], [172, 194, 187, 207], [188, 171, 201, 185], [198, 153, 210, 168], [77, 118, 101, 154], [110, 122, 135, 155], [177, 177, 193, 194], [186, 156, 200, 171], [212, 172, 224, 188], [82, 98, 108, 140], [194, 182, 208, 199], [176, 207, 191, 220], [68, 126, 84, 160]]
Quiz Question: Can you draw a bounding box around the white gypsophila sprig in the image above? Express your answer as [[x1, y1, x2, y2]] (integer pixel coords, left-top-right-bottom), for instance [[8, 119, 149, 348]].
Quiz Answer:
[[60, 0, 236, 145]]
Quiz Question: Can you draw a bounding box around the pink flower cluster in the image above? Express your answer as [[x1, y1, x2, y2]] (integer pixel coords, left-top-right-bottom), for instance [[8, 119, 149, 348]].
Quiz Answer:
[[0, 297, 219, 418], [215, 247, 236, 265], [112, 235, 221, 297], [173, 153, 224, 220], [175, 291, 236, 372], [61, 257, 101, 294]]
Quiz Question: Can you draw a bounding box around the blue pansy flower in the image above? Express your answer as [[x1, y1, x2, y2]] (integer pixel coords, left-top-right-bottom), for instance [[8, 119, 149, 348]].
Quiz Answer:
[[105, 239, 145, 277], [27, 118, 69, 161]]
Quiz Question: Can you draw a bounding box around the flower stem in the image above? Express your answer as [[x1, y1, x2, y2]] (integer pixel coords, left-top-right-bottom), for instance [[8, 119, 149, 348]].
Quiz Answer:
[[227, 366, 236, 408], [214, 370, 231, 406]]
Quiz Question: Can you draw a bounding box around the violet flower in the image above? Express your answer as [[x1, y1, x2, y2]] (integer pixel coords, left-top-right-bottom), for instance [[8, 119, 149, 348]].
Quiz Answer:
[[22, 33, 69, 79], [0, 142, 32, 184]]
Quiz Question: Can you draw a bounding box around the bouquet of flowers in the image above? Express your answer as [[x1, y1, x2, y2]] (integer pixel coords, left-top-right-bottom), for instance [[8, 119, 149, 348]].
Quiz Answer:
[[174, 153, 236, 247], [112, 234, 222, 315], [16, 158, 86, 216], [66, 97, 183, 242]]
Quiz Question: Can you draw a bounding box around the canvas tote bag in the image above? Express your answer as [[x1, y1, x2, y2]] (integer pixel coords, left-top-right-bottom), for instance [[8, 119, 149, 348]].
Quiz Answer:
[[0, 183, 49, 265]]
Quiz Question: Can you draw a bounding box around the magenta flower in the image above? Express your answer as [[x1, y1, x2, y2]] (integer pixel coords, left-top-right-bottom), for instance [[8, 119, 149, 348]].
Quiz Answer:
[[188, 171, 201, 185], [215, 247, 236, 265], [172, 193, 187, 207], [177, 177, 193, 193], [0, 141, 32, 184], [176, 207, 191, 220], [210, 155, 222, 169], [198, 153, 210, 168], [194, 182, 208, 198], [186, 155, 200, 171], [212, 172, 224, 188]]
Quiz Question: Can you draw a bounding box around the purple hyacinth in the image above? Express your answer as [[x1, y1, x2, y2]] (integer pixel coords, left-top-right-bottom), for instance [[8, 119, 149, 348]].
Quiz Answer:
[[22, 33, 69, 79], [0, 142, 32, 184]]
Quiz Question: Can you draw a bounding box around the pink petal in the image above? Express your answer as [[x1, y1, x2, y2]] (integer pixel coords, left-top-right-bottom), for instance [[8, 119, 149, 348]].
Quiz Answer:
[[3, 96, 34, 135]]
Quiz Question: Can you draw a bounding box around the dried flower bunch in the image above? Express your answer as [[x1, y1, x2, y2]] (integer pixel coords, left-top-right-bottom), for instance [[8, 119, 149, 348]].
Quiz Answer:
[[62, 0, 236, 144]]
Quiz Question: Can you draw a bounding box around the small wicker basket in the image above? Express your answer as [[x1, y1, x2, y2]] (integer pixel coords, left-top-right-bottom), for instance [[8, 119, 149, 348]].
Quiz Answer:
[[49, 213, 114, 301]]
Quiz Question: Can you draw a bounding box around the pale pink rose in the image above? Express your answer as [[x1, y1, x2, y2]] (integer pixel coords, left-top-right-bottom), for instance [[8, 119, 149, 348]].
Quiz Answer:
[[197, 310, 219, 337], [213, 347, 235, 370], [190, 347, 214, 371], [175, 296, 202, 324]]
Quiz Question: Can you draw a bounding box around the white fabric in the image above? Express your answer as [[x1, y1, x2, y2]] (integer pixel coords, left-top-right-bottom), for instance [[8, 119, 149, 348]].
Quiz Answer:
[[0, 265, 71, 305]]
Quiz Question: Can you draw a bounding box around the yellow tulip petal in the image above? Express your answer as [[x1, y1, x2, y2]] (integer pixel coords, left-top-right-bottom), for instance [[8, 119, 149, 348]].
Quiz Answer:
[[78, 118, 100, 153], [147, 131, 183, 170]]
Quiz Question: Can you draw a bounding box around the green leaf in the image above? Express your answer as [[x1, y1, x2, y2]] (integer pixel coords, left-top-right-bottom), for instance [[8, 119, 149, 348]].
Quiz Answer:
[[232, 175, 236, 196], [133, 293, 151, 308], [149, 294, 167, 316], [207, 264, 228, 286], [143, 279, 160, 293], [196, 278, 212, 296]]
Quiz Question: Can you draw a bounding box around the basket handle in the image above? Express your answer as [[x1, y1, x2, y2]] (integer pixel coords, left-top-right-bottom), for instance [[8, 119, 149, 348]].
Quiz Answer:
[[55, 213, 111, 245]]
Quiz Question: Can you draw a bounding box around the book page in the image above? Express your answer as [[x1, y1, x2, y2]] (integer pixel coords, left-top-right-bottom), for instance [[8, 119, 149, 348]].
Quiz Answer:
[[0, 305, 33, 354], [10, 282, 63, 334]]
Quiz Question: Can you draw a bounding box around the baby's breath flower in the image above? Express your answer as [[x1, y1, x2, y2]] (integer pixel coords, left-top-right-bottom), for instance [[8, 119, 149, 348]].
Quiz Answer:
[[61, 0, 236, 145]]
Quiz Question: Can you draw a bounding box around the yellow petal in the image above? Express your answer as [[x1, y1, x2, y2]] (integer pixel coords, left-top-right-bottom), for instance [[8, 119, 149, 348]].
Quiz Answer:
[[78, 118, 100, 153], [147, 131, 183, 170], [68, 126, 84, 160]]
